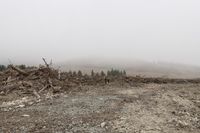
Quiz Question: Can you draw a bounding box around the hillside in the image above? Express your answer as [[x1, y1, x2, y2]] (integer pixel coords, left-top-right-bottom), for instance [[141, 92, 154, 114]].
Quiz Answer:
[[58, 58, 200, 79]]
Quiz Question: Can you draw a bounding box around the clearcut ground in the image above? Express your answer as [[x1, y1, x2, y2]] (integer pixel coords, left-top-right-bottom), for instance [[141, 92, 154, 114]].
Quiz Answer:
[[0, 83, 200, 133]]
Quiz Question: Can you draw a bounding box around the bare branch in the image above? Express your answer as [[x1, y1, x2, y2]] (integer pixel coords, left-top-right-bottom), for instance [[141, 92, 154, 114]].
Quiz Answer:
[[42, 58, 50, 68]]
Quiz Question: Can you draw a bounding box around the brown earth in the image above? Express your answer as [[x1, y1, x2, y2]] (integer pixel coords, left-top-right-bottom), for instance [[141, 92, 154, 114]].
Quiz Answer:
[[0, 83, 200, 133]]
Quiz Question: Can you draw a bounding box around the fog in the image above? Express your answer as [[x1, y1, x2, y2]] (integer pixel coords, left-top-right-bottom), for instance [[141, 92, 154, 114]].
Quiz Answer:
[[0, 0, 200, 66]]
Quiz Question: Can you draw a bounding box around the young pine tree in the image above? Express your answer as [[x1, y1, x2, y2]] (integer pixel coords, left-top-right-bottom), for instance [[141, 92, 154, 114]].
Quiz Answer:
[[78, 70, 83, 77], [91, 70, 95, 77], [100, 71, 105, 77]]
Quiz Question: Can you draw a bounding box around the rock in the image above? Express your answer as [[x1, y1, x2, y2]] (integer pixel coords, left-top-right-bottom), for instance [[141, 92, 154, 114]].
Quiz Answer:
[[22, 114, 30, 117], [177, 120, 189, 128], [2, 108, 10, 112], [18, 104, 25, 108], [101, 122, 107, 128], [28, 101, 34, 105]]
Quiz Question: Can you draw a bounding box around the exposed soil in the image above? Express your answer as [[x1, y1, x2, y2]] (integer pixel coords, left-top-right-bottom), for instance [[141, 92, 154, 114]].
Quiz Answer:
[[1, 83, 200, 133]]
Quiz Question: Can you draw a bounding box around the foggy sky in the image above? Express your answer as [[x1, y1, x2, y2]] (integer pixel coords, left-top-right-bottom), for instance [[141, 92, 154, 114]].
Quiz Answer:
[[0, 0, 200, 66]]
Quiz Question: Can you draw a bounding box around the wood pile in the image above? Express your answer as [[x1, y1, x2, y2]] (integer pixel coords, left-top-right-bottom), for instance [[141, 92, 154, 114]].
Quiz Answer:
[[0, 59, 107, 98], [0, 59, 62, 98]]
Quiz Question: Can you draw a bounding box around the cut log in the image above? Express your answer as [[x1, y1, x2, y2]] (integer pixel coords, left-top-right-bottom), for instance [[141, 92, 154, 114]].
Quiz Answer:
[[33, 89, 40, 99], [10, 65, 29, 76], [1, 83, 19, 94], [3, 76, 18, 85], [39, 85, 48, 93]]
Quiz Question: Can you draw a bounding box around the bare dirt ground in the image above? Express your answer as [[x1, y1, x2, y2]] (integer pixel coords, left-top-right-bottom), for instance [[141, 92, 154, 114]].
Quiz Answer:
[[0, 83, 200, 133]]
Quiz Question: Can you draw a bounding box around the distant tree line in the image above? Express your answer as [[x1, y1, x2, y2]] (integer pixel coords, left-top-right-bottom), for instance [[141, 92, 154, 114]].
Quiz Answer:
[[107, 69, 126, 77], [91, 70, 106, 77], [0, 64, 28, 71], [1, 64, 127, 78], [64, 69, 126, 78]]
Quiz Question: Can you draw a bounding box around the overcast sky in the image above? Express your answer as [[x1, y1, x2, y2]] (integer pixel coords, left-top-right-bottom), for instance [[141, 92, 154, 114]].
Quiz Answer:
[[0, 0, 200, 65]]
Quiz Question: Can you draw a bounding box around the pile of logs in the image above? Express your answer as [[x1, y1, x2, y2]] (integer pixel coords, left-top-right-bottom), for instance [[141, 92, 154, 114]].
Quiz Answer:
[[0, 58, 62, 98]]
